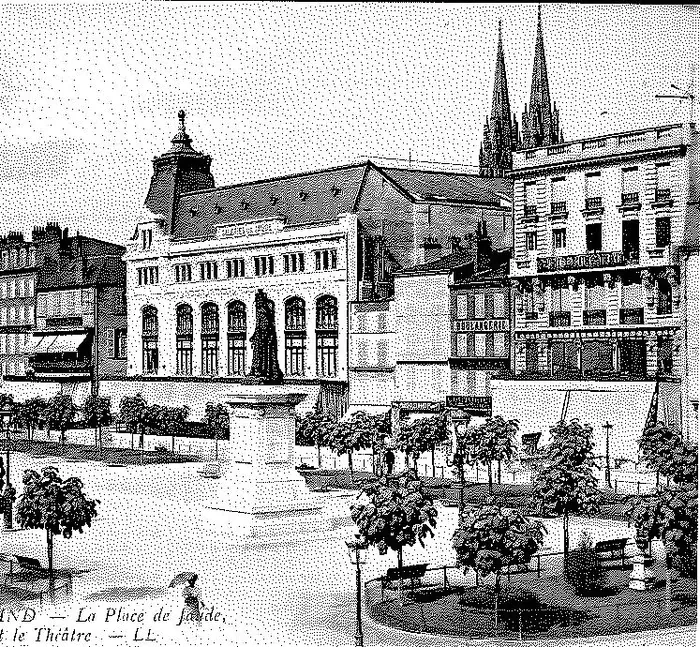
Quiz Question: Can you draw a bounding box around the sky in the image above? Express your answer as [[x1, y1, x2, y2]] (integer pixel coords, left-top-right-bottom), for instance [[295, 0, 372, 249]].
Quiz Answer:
[[0, 2, 697, 245]]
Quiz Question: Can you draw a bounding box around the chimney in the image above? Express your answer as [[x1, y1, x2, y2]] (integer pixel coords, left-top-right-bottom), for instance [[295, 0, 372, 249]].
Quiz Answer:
[[450, 236, 464, 254], [422, 237, 442, 264], [476, 220, 493, 272]]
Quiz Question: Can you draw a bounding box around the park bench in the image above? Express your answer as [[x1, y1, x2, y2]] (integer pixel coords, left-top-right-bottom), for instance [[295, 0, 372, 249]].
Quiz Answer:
[[594, 538, 629, 570], [382, 563, 428, 596], [197, 463, 221, 479]]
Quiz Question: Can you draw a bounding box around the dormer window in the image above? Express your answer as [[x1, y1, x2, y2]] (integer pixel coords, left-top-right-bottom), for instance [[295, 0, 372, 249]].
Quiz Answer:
[[269, 194, 279, 205], [241, 200, 250, 211], [140, 229, 153, 250], [214, 204, 222, 214], [299, 191, 308, 201], [331, 185, 341, 197]]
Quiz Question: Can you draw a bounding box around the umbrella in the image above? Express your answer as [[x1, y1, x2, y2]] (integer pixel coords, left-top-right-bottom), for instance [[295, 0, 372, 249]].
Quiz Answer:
[[169, 572, 196, 588]]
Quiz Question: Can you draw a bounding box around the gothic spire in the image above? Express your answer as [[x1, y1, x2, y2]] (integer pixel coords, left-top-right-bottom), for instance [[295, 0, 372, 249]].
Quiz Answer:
[[519, 5, 563, 150], [479, 20, 517, 177]]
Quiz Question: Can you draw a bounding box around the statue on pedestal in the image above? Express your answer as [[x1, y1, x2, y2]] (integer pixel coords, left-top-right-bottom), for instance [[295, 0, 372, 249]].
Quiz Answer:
[[245, 289, 283, 385]]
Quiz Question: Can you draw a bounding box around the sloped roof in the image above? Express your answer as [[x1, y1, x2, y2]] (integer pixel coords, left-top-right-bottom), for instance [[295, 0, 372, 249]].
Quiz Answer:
[[172, 163, 368, 240], [377, 167, 512, 204], [397, 251, 473, 275], [169, 161, 513, 241]]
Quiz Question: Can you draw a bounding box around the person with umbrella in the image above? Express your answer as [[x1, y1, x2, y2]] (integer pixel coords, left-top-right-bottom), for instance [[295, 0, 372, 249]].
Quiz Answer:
[[170, 572, 207, 626]]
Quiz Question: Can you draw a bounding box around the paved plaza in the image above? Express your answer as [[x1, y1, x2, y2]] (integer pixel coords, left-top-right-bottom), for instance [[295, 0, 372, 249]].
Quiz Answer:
[[0, 452, 693, 647]]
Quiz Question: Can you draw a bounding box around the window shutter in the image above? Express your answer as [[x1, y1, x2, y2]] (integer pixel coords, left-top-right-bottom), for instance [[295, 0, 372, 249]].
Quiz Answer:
[[107, 328, 115, 358], [484, 294, 494, 318]]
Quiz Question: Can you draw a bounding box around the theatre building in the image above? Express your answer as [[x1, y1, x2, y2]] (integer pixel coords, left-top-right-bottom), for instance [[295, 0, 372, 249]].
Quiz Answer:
[[120, 113, 512, 420], [493, 122, 699, 459]]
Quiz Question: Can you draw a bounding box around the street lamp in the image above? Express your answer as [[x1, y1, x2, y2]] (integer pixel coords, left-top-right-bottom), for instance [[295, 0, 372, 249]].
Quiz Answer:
[[443, 417, 470, 518], [603, 421, 613, 489], [0, 409, 14, 529], [346, 534, 369, 647]]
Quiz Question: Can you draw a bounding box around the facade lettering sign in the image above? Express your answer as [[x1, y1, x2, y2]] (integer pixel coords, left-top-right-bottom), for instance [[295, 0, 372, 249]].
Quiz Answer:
[[453, 319, 508, 332], [392, 401, 443, 413], [537, 250, 625, 273], [218, 218, 284, 239]]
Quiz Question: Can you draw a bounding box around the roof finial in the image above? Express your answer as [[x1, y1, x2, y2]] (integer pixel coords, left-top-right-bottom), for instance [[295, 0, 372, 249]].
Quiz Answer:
[[498, 19, 502, 41], [168, 109, 195, 153]]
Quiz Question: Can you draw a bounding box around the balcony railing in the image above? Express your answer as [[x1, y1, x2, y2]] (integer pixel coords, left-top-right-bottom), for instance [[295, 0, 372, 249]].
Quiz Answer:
[[524, 205, 537, 216], [621, 192, 640, 205], [549, 311, 571, 327], [551, 201, 567, 214], [537, 250, 626, 272], [585, 197, 602, 210], [547, 145, 568, 156], [655, 188, 671, 202], [583, 309, 606, 326], [619, 308, 644, 325]]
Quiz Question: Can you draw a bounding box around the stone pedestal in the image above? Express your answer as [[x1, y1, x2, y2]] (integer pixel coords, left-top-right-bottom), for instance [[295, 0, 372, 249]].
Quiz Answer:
[[629, 544, 655, 590], [202, 389, 323, 538]]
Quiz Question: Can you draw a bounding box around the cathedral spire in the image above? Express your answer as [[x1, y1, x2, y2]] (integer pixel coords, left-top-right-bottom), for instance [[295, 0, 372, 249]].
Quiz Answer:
[[519, 5, 563, 150], [479, 20, 517, 177]]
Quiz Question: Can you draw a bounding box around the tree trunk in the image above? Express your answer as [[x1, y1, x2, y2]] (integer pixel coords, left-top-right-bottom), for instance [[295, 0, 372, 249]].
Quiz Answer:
[[494, 572, 500, 628], [214, 437, 219, 462], [372, 446, 376, 475], [171, 434, 175, 454], [431, 447, 435, 478], [487, 462, 493, 494], [27, 425, 31, 453], [97, 424, 102, 456], [563, 514, 570, 574], [405, 451, 410, 467], [316, 437, 322, 469], [348, 451, 354, 480], [458, 464, 465, 518], [497, 460, 502, 484], [47, 529, 54, 581], [397, 546, 404, 606]]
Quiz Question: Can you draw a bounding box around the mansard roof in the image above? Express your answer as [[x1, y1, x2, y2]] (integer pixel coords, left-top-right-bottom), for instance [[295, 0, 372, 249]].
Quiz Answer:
[[170, 161, 512, 241]]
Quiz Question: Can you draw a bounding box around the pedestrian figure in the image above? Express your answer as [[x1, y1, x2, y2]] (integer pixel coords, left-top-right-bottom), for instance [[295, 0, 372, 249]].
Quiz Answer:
[[385, 449, 395, 475], [181, 574, 206, 625]]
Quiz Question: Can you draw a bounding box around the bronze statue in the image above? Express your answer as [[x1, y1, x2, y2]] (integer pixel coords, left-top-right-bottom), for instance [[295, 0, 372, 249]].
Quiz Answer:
[[245, 289, 283, 384]]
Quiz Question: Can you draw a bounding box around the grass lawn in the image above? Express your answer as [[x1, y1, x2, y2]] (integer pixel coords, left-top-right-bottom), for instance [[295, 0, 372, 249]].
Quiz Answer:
[[366, 567, 697, 640], [4, 439, 201, 466]]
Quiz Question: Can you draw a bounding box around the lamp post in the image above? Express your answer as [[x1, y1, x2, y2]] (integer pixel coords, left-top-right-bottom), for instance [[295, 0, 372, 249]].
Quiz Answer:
[[346, 534, 368, 647], [443, 416, 470, 517], [0, 409, 13, 530], [603, 421, 613, 488]]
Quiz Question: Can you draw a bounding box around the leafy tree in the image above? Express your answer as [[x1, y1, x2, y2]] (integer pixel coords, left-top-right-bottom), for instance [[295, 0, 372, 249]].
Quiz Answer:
[[42, 395, 78, 448], [83, 395, 113, 455], [394, 413, 448, 474], [323, 412, 373, 478], [295, 408, 333, 467], [11, 400, 32, 449], [626, 435, 697, 577], [0, 393, 14, 409], [346, 410, 391, 475], [15, 466, 99, 579], [119, 393, 147, 448], [452, 501, 545, 610], [351, 469, 437, 599], [470, 416, 519, 493], [639, 423, 683, 486], [533, 419, 601, 568], [202, 402, 229, 460]]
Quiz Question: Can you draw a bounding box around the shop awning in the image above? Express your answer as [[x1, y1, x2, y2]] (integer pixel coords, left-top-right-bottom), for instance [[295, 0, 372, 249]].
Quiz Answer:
[[46, 333, 88, 353], [31, 335, 57, 353]]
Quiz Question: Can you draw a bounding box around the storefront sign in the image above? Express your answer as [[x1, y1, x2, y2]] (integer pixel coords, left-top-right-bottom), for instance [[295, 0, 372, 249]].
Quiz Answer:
[[218, 217, 284, 238], [446, 395, 492, 416], [537, 250, 625, 273], [392, 401, 443, 413], [453, 319, 508, 332]]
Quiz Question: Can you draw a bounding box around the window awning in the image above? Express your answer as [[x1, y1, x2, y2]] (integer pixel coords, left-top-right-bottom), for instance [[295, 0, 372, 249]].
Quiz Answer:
[[31, 335, 57, 353], [46, 333, 88, 353]]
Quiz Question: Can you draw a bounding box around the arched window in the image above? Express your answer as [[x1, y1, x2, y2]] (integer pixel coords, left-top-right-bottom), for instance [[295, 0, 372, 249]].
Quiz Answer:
[[201, 303, 219, 376], [285, 297, 306, 376], [656, 278, 672, 315], [175, 304, 193, 375], [142, 306, 158, 374], [316, 295, 338, 377], [227, 301, 247, 376]]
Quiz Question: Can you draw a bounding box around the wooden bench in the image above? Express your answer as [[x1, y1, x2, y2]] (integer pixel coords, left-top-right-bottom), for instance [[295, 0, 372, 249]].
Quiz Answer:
[[382, 563, 428, 596], [595, 538, 628, 570]]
